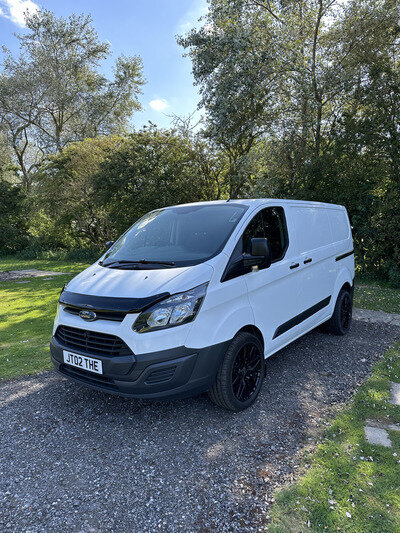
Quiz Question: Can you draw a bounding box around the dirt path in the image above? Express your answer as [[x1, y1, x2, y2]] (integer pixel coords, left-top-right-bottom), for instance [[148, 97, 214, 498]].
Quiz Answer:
[[0, 269, 68, 282]]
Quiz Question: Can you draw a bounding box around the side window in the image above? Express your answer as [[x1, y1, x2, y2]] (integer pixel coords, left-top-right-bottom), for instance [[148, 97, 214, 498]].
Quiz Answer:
[[262, 207, 288, 262], [242, 212, 264, 254], [222, 206, 288, 282]]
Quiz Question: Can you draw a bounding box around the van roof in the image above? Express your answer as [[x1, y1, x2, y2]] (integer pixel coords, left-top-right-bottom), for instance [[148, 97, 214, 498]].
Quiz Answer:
[[168, 199, 346, 210]]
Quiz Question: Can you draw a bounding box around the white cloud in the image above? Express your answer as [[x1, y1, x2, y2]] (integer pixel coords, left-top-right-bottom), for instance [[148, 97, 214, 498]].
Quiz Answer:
[[149, 99, 169, 112], [178, 0, 208, 33], [0, 0, 40, 27]]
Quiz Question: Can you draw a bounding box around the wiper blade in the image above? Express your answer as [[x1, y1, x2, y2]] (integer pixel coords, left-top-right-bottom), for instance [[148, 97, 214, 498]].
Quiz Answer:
[[102, 259, 175, 268]]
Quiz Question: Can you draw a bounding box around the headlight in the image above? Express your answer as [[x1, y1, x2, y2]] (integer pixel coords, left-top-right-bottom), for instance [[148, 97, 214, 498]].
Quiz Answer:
[[132, 282, 208, 333]]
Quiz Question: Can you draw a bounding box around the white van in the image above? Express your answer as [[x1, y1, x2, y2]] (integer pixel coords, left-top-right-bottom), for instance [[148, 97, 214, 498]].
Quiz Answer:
[[51, 199, 354, 411]]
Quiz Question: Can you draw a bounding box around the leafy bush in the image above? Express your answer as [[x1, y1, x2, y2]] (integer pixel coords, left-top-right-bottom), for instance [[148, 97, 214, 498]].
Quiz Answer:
[[0, 180, 29, 254]]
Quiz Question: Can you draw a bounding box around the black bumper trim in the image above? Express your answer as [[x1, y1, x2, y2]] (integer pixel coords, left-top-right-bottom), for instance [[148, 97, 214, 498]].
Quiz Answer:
[[50, 336, 229, 400]]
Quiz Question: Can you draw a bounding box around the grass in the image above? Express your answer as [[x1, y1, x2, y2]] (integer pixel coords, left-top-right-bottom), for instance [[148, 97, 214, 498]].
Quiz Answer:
[[269, 342, 400, 532], [0, 256, 91, 380], [354, 279, 400, 314], [0, 255, 399, 380]]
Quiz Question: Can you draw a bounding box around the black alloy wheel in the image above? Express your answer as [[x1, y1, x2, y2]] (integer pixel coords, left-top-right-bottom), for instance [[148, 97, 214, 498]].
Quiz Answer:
[[208, 331, 265, 411], [340, 291, 352, 332], [231, 342, 263, 402]]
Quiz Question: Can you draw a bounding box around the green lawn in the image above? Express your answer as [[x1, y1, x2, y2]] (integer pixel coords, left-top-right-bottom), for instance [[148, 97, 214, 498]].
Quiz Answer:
[[0, 256, 90, 380], [269, 342, 400, 532], [0, 256, 399, 381], [354, 281, 400, 315]]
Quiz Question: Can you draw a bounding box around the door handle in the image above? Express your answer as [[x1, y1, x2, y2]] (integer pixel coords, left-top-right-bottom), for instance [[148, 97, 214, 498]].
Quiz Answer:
[[290, 262, 300, 270], [303, 258, 312, 264]]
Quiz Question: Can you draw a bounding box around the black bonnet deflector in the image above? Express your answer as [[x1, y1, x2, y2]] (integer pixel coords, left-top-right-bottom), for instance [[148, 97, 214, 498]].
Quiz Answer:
[[59, 290, 170, 313]]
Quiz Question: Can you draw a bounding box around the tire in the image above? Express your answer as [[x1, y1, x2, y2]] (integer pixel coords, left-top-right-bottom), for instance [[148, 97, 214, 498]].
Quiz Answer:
[[208, 332, 265, 411], [322, 288, 353, 335]]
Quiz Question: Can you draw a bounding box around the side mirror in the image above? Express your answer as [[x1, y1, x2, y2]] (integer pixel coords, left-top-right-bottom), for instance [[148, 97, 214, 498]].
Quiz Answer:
[[244, 238, 271, 268], [105, 240, 114, 250]]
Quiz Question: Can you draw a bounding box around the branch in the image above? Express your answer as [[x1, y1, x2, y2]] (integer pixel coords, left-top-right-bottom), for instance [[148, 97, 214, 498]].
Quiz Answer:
[[247, 0, 284, 24]]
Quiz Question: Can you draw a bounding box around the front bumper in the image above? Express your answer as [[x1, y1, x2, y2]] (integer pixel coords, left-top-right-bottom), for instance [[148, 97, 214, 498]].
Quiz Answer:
[[50, 335, 229, 400]]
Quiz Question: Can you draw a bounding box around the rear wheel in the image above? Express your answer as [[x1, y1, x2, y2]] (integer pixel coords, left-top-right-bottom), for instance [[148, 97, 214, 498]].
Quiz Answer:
[[208, 332, 265, 411], [323, 288, 353, 335]]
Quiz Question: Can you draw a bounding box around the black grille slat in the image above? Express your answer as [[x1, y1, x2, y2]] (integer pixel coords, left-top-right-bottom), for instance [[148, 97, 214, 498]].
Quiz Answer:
[[55, 325, 133, 358], [61, 332, 121, 347]]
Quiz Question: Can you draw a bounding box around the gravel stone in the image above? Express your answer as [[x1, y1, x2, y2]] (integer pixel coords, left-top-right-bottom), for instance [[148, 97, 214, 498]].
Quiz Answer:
[[0, 320, 399, 532]]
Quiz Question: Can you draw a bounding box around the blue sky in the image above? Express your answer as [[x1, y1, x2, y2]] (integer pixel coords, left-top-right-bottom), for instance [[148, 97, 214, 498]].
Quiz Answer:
[[0, 0, 207, 129]]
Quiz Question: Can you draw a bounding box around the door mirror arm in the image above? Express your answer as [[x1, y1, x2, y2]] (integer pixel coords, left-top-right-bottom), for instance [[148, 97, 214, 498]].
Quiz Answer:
[[243, 254, 266, 267]]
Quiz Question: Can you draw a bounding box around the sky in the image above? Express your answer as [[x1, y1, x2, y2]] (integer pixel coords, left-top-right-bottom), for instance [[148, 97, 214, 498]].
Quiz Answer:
[[0, 0, 208, 129]]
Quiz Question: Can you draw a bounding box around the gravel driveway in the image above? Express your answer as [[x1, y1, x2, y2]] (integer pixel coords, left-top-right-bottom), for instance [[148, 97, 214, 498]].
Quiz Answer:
[[1, 320, 399, 532]]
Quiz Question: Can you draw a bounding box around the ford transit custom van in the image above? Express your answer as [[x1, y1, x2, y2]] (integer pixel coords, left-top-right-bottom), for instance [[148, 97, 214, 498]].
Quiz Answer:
[[50, 200, 355, 411]]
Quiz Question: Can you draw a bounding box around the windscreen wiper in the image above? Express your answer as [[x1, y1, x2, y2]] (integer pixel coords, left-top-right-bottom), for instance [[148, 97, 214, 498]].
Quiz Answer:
[[102, 259, 175, 268]]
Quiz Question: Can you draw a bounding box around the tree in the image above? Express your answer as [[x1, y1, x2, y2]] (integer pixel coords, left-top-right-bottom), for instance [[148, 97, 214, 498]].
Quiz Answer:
[[95, 126, 218, 235], [37, 135, 124, 247], [37, 127, 221, 247], [0, 177, 28, 253], [0, 10, 144, 191], [179, 0, 400, 194]]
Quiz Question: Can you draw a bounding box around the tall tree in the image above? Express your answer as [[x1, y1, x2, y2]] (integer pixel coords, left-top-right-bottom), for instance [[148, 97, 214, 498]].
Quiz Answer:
[[179, 0, 400, 194], [0, 10, 144, 191]]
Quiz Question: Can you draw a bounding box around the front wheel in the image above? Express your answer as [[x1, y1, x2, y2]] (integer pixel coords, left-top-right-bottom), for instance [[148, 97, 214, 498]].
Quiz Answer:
[[322, 288, 353, 335], [208, 332, 265, 411]]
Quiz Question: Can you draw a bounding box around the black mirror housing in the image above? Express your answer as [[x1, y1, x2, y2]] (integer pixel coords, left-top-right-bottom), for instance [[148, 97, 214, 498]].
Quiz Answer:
[[249, 237, 272, 268]]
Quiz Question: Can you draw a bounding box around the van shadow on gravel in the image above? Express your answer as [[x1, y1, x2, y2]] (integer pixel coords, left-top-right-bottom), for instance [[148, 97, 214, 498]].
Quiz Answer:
[[0, 320, 399, 532]]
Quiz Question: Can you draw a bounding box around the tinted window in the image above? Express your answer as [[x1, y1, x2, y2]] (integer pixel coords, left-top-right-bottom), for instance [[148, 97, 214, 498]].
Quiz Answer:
[[262, 207, 287, 261], [103, 204, 248, 268], [223, 206, 288, 282], [242, 212, 264, 254], [241, 207, 287, 261]]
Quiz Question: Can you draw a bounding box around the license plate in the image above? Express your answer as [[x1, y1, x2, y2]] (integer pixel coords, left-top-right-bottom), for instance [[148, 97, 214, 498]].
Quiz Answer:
[[63, 350, 103, 375]]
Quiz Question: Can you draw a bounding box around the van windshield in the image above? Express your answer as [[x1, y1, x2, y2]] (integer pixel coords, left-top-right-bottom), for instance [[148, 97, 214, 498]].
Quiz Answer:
[[102, 204, 248, 268]]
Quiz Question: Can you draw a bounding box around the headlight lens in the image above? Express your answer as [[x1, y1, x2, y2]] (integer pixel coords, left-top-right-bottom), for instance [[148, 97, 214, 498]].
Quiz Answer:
[[132, 282, 208, 333]]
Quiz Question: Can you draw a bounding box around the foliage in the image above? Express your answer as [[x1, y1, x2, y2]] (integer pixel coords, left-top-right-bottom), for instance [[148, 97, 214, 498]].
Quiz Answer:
[[37, 135, 124, 247], [94, 125, 220, 235], [179, 0, 400, 282], [0, 10, 144, 191], [37, 127, 222, 244], [0, 178, 29, 253], [269, 342, 400, 532]]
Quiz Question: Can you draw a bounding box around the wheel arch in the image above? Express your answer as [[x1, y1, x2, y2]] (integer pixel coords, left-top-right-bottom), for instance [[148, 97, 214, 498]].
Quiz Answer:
[[237, 325, 265, 352], [332, 267, 354, 302]]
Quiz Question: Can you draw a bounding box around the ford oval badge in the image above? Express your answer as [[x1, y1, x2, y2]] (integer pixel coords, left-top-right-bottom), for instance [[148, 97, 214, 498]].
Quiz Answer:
[[79, 310, 96, 321]]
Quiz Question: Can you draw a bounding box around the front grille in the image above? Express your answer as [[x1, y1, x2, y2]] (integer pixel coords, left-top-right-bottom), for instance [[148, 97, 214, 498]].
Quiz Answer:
[[55, 325, 133, 357], [60, 364, 118, 391], [63, 306, 125, 322], [145, 366, 176, 385]]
